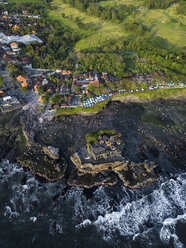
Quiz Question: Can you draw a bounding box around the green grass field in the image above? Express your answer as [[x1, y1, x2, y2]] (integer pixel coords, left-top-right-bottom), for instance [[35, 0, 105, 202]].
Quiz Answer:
[[50, 0, 186, 49]]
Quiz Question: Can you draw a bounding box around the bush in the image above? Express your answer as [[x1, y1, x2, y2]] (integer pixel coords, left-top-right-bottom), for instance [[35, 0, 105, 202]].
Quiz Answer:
[[21, 87, 28, 93], [41, 92, 50, 103], [0, 76, 4, 88]]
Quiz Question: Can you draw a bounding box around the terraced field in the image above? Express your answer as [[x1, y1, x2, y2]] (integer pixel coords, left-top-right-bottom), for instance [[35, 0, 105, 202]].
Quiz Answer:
[[137, 4, 186, 48]]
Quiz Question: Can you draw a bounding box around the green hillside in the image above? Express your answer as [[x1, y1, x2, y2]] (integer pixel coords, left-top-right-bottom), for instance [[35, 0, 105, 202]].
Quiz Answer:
[[5, 0, 186, 80], [47, 0, 185, 79], [49, 0, 129, 51], [50, 0, 185, 49]]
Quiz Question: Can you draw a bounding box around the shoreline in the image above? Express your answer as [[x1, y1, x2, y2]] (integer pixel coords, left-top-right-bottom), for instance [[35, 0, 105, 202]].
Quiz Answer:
[[1, 94, 185, 188]]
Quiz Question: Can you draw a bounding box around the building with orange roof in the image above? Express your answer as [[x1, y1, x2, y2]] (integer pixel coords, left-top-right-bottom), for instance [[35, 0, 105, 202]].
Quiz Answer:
[[47, 88, 53, 93], [10, 42, 17, 47], [89, 76, 94, 80], [0, 90, 4, 94], [21, 82, 28, 88], [13, 25, 20, 30], [62, 70, 72, 75], [17, 75, 29, 83], [34, 85, 39, 91], [89, 80, 100, 86], [38, 96, 43, 103], [32, 30, 36, 34], [2, 16, 7, 19], [61, 70, 67, 75]]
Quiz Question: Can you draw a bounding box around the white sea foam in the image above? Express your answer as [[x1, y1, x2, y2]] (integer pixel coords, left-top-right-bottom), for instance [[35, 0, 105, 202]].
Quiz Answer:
[[160, 213, 186, 248], [4, 206, 20, 218], [30, 217, 37, 223], [77, 219, 92, 228], [0, 160, 23, 182], [76, 173, 186, 243]]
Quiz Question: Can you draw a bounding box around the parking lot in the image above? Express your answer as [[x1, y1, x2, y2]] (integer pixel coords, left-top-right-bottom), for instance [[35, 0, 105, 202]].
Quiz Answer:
[[83, 93, 113, 108]]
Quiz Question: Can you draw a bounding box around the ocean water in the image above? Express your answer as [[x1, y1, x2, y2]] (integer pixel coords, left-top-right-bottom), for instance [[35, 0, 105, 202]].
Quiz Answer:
[[0, 160, 186, 248]]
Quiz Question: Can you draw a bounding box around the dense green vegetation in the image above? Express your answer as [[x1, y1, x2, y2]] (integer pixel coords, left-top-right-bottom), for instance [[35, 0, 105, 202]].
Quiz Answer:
[[50, 94, 63, 105], [6, 0, 51, 15], [62, 0, 134, 23], [177, 0, 186, 14], [143, 0, 182, 9], [86, 129, 117, 145], [6, 63, 24, 78], [8, 0, 40, 2]]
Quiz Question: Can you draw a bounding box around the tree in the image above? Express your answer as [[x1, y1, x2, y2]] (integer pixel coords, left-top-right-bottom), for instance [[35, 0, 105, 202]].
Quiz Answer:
[[106, 81, 117, 91], [37, 85, 46, 95], [41, 92, 50, 103], [74, 86, 80, 92], [50, 94, 63, 105], [0, 76, 4, 88]]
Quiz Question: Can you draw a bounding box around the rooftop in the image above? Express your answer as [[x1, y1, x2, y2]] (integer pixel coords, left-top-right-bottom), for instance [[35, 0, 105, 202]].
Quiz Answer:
[[0, 32, 43, 44]]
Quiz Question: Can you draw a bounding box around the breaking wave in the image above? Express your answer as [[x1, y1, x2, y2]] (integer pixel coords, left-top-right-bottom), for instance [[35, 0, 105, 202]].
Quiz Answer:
[[0, 160, 186, 247], [77, 173, 186, 245], [160, 214, 186, 248]]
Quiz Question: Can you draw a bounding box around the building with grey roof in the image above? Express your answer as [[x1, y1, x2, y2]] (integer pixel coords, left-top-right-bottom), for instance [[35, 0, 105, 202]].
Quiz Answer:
[[0, 32, 43, 44]]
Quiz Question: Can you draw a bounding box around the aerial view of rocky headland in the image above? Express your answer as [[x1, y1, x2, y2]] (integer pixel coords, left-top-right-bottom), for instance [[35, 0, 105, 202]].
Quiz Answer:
[[0, 0, 186, 248]]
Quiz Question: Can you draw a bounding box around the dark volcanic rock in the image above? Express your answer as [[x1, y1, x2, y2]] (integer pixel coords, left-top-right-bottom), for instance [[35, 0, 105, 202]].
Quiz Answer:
[[1, 98, 186, 188]]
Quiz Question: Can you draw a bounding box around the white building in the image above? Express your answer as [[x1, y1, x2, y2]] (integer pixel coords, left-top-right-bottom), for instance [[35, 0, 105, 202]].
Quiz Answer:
[[0, 32, 43, 44]]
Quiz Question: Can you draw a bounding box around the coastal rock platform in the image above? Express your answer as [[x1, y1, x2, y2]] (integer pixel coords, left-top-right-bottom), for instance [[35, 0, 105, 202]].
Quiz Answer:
[[17, 145, 67, 181]]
